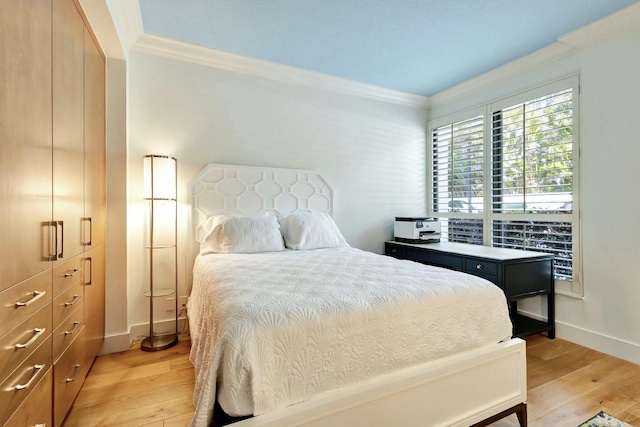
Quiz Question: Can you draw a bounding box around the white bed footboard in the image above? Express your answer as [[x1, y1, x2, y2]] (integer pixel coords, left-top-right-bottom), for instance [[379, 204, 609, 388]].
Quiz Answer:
[[232, 338, 526, 427]]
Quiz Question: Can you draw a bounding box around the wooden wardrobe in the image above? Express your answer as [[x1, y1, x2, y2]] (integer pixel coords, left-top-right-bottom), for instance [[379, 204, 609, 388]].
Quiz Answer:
[[0, 0, 106, 425]]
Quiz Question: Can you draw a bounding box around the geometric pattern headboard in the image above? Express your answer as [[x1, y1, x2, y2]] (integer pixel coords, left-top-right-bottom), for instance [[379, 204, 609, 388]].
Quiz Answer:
[[188, 164, 333, 266]]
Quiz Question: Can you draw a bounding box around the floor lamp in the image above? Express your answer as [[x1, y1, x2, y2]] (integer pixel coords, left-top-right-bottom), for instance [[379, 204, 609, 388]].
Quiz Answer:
[[142, 154, 179, 351]]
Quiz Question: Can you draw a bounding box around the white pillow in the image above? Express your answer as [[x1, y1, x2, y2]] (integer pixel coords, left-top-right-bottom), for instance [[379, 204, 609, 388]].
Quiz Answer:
[[200, 214, 285, 254], [279, 213, 349, 250]]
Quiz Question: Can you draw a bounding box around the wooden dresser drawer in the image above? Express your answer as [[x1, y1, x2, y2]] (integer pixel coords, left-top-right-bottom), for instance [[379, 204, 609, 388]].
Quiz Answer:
[[53, 302, 84, 362], [0, 336, 52, 425], [3, 366, 52, 427], [0, 271, 52, 339], [0, 303, 52, 384], [53, 255, 83, 297], [54, 328, 86, 427], [52, 278, 83, 327]]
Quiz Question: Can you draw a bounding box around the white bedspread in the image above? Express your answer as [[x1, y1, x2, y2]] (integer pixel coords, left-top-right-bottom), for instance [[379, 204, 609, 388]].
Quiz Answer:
[[187, 247, 512, 426]]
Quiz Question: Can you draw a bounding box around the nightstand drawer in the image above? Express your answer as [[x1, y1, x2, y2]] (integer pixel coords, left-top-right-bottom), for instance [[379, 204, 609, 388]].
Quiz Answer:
[[464, 259, 498, 276]]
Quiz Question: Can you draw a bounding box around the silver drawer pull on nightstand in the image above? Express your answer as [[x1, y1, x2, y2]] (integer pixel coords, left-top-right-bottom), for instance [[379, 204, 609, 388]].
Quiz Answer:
[[476, 264, 483, 270]]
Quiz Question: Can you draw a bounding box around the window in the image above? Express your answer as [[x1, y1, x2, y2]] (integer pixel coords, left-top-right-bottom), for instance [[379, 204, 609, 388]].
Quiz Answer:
[[429, 77, 581, 296], [431, 115, 485, 245]]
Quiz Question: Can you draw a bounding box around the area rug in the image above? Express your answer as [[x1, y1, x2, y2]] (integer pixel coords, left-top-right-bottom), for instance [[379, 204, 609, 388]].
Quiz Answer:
[[578, 411, 633, 427]]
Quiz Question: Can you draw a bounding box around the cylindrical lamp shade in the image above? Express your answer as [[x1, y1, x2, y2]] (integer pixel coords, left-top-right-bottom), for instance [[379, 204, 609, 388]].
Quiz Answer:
[[143, 155, 177, 200], [142, 153, 179, 352]]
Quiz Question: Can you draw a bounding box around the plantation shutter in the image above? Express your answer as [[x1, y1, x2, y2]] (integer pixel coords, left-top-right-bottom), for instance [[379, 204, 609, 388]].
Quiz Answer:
[[491, 89, 573, 214], [431, 115, 484, 213], [491, 87, 575, 282]]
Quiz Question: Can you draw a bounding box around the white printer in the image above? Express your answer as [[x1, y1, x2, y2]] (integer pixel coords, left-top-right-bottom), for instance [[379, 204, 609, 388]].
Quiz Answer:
[[394, 217, 441, 243]]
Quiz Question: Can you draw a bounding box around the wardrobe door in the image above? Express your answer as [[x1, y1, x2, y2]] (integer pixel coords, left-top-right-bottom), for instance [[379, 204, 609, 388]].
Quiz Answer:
[[53, 0, 86, 263], [83, 26, 106, 362], [0, 0, 53, 291], [84, 27, 106, 249], [84, 244, 105, 362]]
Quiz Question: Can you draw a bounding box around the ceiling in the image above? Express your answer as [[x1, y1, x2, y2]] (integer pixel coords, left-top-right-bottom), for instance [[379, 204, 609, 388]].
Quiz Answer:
[[137, 0, 639, 97]]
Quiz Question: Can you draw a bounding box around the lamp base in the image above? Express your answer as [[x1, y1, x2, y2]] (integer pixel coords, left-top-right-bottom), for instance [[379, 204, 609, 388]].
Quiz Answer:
[[141, 334, 179, 352]]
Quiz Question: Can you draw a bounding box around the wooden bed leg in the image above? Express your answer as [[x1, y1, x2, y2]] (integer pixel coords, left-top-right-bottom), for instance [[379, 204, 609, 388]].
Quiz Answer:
[[516, 402, 527, 427], [470, 402, 527, 427]]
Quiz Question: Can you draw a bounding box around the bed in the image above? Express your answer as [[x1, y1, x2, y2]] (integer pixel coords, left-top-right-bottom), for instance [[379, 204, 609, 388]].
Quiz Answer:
[[187, 164, 527, 427]]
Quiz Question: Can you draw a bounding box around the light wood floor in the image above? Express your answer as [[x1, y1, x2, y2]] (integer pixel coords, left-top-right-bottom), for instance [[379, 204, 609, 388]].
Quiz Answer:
[[63, 335, 640, 427]]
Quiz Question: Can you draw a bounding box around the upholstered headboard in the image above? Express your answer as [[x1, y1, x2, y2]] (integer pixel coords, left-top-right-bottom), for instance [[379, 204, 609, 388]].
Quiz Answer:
[[188, 163, 333, 271]]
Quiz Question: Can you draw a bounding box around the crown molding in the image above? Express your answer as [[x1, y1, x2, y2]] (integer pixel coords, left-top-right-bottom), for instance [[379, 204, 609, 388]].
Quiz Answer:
[[429, 41, 577, 109], [105, 0, 144, 58], [130, 33, 429, 109], [559, 2, 640, 49]]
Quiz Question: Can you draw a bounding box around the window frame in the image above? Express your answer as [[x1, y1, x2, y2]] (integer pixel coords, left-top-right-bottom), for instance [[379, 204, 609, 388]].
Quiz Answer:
[[427, 76, 582, 297]]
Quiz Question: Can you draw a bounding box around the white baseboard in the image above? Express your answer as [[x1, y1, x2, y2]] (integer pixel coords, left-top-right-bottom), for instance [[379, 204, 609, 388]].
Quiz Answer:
[[555, 321, 640, 365], [100, 332, 131, 355], [518, 308, 640, 365], [129, 316, 189, 343], [99, 316, 189, 355]]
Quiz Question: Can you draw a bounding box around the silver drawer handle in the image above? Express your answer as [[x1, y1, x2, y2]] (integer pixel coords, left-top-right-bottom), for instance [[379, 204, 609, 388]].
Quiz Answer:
[[476, 264, 483, 270], [15, 290, 46, 307], [35, 424, 47, 427], [82, 217, 93, 246], [64, 294, 82, 306], [14, 363, 46, 390], [15, 328, 46, 349], [64, 268, 81, 277], [66, 364, 83, 383], [84, 256, 93, 286], [64, 321, 81, 335]]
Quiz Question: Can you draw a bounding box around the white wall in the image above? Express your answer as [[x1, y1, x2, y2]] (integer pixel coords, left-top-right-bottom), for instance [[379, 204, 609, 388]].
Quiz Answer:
[[126, 51, 428, 330], [429, 21, 640, 363]]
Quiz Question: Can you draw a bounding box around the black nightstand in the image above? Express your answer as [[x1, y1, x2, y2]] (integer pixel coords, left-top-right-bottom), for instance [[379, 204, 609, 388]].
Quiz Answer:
[[385, 241, 555, 339]]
